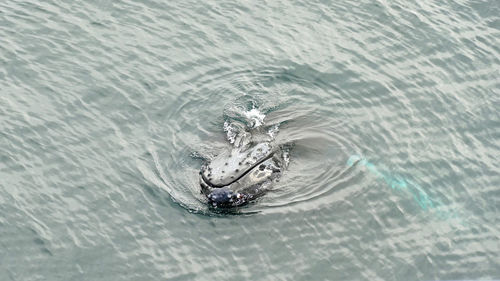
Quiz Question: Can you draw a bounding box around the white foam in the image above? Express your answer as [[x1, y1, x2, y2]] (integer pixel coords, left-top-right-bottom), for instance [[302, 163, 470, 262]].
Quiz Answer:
[[244, 108, 265, 128], [223, 121, 237, 144], [267, 124, 280, 139]]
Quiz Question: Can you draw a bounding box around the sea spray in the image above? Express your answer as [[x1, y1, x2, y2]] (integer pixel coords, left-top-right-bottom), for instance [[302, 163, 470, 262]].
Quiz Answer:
[[347, 154, 463, 223]]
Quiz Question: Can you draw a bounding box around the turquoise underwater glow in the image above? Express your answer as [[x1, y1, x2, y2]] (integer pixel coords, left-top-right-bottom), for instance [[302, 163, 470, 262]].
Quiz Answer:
[[347, 155, 463, 224]]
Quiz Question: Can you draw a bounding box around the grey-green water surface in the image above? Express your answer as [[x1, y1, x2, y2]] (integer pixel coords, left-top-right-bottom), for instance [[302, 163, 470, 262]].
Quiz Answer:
[[1, 0, 499, 280]]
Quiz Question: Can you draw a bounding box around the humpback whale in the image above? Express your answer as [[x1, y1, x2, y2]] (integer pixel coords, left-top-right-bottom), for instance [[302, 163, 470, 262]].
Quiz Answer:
[[199, 110, 287, 208]]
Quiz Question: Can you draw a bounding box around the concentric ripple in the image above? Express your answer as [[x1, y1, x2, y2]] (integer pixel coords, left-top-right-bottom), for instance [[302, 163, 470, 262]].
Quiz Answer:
[[137, 64, 363, 214]]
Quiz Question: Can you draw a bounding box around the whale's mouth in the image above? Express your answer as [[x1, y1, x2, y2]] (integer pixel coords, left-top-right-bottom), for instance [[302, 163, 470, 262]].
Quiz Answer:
[[199, 141, 278, 208], [200, 142, 275, 188], [200, 151, 275, 188]]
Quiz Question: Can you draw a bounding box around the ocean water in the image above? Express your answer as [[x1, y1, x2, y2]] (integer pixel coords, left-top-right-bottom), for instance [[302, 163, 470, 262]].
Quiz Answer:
[[1, 0, 499, 280]]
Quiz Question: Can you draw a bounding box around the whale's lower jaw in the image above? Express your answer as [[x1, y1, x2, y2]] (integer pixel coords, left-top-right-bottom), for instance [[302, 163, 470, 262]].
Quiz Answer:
[[199, 140, 284, 208], [200, 155, 282, 208], [200, 142, 275, 187]]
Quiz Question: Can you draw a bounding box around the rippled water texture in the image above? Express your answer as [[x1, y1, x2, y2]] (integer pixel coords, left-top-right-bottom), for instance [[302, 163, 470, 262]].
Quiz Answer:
[[1, 0, 499, 280]]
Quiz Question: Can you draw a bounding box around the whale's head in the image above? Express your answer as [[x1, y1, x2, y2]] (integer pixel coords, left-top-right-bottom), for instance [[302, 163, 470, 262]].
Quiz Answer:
[[200, 142, 281, 208]]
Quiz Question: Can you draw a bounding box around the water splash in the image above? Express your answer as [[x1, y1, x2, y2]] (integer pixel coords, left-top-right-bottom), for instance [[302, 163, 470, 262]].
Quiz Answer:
[[223, 120, 239, 144], [347, 154, 464, 224], [222, 97, 268, 144], [244, 108, 266, 128]]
